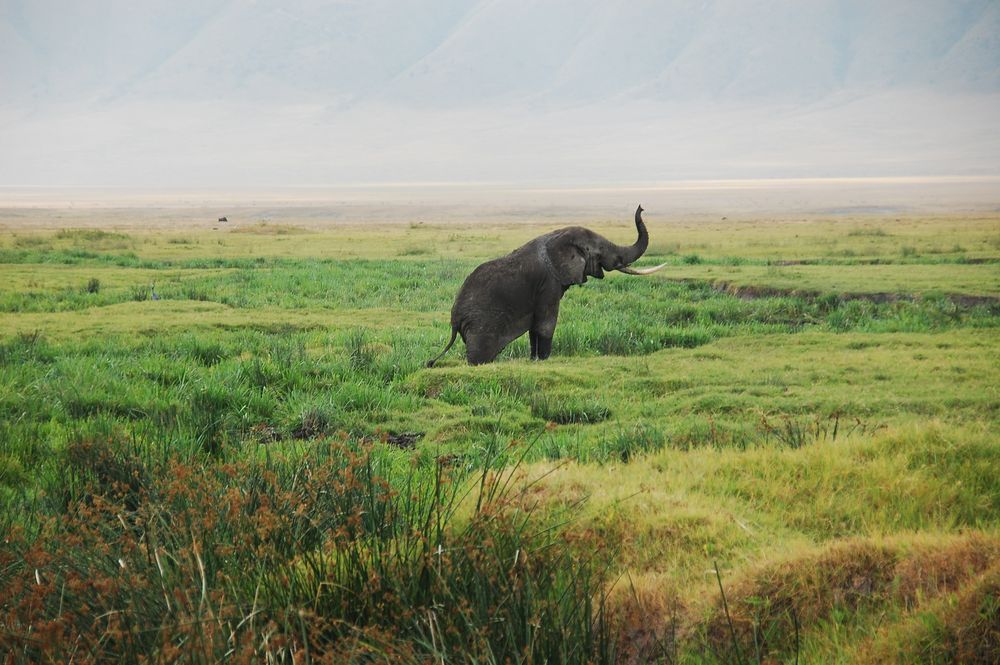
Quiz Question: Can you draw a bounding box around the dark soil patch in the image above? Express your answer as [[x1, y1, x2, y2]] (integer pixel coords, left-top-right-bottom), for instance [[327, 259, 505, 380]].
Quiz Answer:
[[949, 293, 1000, 308], [368, 431, 424, 449], [250, 422, 281, 444], [692, 279, 1000, 307], [954, 257, 996, 264], [291, 412, 330, 440]]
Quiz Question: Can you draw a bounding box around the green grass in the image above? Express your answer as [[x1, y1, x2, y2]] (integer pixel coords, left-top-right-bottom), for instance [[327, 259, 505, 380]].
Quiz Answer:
[[1, 213, 998, 662], [646, 262, 1000, 298]]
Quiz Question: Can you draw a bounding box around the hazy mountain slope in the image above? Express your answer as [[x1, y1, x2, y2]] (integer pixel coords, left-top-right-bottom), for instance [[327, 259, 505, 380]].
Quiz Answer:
[[0, 0, 482, 106], [122, 0, 480, 104], [371, 0, 1000, 105], [932, 0, 1000, 89], [0, 0, 997, 186], [3, 0, 998, 107], [0, 0, 231, 104]]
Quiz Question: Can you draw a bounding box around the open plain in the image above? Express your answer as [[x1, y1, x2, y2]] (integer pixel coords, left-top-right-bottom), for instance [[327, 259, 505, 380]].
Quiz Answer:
[[1, 189, 998, 663]]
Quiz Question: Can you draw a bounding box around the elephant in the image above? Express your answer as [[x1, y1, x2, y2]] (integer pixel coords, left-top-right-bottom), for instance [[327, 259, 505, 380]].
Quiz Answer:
[[427, 205, 667, 366]]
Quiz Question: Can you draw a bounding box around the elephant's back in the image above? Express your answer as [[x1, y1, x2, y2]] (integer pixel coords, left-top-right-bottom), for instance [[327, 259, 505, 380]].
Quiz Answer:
[[450, 249, 539, 328], [452, 256, 507, 313]]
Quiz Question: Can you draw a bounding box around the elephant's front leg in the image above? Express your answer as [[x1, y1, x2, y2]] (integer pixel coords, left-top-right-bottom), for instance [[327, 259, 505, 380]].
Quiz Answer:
[[534, 333, 553, 360], [531, 296, 560, 361]]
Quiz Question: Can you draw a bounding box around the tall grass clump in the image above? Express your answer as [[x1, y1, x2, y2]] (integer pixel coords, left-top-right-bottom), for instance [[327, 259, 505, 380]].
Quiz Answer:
[[601, 424, 667, 463], [530, 393, 611, 424], [0, 331, 54, 366], [0, 435, 616, 663]]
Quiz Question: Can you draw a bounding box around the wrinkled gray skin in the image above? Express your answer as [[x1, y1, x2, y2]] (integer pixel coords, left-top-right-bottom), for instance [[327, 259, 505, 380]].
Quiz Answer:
[[427, 205, 653, 366]]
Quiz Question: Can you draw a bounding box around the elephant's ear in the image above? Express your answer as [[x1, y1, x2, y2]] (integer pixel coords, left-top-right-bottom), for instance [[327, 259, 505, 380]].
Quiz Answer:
[[545, 236, 589, 286]]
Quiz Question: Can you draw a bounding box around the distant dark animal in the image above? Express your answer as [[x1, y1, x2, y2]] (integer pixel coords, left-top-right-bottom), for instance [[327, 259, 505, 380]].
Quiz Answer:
[[218, 216, 228, 222], [151, 284, 159, 300], [427, 205, 666, 366]]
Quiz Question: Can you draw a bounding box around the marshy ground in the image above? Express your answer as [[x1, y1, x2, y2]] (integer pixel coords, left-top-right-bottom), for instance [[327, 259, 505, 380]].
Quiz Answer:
[[0, 206, 997, 662]]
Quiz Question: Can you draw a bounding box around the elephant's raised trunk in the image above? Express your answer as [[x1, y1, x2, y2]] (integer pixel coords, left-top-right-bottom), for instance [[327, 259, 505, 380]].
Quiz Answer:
[[617, 204, 669, 276], [621, 205, 649, 266]]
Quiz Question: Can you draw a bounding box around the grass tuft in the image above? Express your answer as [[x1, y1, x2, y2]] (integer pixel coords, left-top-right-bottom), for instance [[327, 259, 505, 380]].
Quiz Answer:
[[530, 394, 611, 424]]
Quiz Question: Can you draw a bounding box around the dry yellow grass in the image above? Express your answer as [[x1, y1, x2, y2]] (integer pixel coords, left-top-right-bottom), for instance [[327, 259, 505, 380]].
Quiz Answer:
[[3, 207, 998, 262]]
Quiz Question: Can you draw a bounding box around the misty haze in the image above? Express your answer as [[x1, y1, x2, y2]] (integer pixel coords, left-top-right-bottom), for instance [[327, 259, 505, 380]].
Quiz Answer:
[[2, 0, 999, 189]]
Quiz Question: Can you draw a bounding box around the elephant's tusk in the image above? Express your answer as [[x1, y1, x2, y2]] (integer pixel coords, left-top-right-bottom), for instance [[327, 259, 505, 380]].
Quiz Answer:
[[619, 262, 669, 275]]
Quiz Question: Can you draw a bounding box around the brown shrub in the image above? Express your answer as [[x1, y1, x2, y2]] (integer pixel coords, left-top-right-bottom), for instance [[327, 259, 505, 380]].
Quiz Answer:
[[701, 539, 898, 661], [859, 563, 1000, 664], [895, 533, 1000, 606], [924, 565, 1000, 664], [695, 533, 999, 663], [604, 579, 686, 664]]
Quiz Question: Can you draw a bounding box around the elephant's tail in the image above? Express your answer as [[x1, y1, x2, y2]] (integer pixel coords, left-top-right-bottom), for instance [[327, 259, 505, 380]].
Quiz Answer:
[[426, 327, 458, 368]]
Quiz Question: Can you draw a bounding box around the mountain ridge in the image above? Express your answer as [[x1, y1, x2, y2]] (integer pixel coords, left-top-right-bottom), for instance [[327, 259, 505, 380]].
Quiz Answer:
[[1, 1, 997, 186], [3, 0, 998, 108]]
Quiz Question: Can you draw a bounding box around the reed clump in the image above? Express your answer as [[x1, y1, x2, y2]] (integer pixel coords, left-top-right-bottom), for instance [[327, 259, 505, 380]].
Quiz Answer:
[[1, 436, 613, 663]]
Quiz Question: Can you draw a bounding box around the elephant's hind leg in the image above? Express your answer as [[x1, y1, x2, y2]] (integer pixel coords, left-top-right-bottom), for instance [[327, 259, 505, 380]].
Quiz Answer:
[[465, 333, 502, 365]]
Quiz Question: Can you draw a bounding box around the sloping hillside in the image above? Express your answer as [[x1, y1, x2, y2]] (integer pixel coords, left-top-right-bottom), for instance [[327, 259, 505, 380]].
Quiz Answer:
[[1, 0, 998, 186]]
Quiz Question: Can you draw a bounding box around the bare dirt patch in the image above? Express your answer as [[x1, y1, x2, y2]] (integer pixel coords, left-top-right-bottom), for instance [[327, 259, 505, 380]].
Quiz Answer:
[[702, 279, 1000, 307]]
